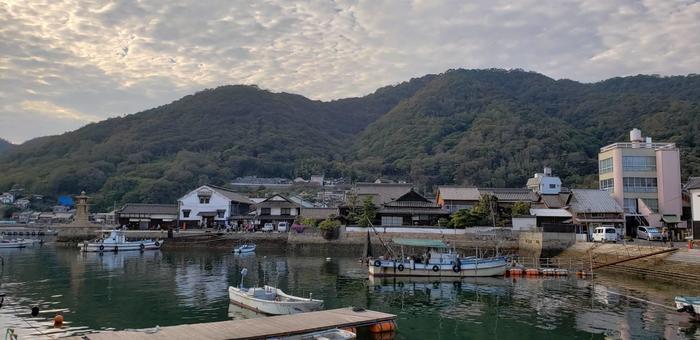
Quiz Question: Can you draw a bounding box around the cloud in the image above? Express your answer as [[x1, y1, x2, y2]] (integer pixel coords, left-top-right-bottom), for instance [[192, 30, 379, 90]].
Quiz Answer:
[[0, 0, 698, 143]]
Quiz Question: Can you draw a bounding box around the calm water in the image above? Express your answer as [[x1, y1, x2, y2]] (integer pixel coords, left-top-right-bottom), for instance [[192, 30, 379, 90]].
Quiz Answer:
[[1, 245, 700, 339]]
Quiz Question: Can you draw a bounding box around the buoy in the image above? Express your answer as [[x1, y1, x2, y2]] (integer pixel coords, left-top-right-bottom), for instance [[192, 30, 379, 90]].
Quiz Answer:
[[31, 306, 39, 317], [326, 257, 332, 261], [369, 320, 397, 333], [525, 268, 540, 276], [53, 314, 64, 328], [509, 268, 524, 276], [341, 327, 357, 334]]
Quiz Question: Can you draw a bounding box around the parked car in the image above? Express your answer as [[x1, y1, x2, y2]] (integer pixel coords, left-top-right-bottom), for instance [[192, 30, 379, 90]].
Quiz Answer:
[[262, 223, 274, 232], [277, 222, 289, 232], [637, 226, 663, 241], [592, 226, 618, 243]]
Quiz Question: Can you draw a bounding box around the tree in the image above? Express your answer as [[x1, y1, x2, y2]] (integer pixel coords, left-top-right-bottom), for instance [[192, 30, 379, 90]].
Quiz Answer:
[[511, 201, 531, 216], [318, 218, 341, 231], [358, 196, 377, 227], [448, 208, 486, 228]]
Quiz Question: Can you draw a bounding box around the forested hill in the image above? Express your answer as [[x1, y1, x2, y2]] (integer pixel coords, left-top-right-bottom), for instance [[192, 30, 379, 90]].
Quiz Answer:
[[0, 69, 698, 210], [0, 139, 12, 153]]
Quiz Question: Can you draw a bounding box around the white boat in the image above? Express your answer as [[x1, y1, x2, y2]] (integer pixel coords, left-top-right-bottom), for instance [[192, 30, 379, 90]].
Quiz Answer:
[[368, 238, 507, 277], [79, 230, 163, 252], [228, 285, 323, 315], [0, 238, 26, 248], [279, 328, 356, 340], [675, 296, 700, 320], [233, 244, 256, 254]]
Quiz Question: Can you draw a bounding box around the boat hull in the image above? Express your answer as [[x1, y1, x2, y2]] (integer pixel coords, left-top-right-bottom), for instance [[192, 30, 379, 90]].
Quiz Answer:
[[79, 241, 162, 252], [369, 259, 508, 277], [0, 242, 26, 249], [228, 286, 323, 315], [233, 245, 256, 254]]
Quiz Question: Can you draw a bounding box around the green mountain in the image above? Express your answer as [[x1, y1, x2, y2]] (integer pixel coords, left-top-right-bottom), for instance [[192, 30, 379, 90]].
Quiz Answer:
[[1, 69, 698, 209], [0, 139, 12, 153]]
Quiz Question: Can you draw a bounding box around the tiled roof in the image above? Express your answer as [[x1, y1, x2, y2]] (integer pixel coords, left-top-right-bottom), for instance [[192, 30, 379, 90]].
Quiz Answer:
[[208, 185, 254, 204], [118, 203, 178, 215], [437, 186, 481, 201], [479, 188, 535, 202], [355, 183, 413, 205], [569, 189, 623, 213], [685, 177, 700, 190], [300, 208, 339, 220], [378, 207, 450, 215], [530, 208, 572, 217]]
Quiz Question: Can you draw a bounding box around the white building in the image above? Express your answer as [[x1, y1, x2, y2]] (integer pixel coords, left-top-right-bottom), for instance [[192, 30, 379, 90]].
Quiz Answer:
[[0, 193, 14, 205], [687, 177, 700, 240], [178, 185, 253, 229], [526, 167, 562, 195], [253, 194, 300, 231], [13, 198, 30, 209]]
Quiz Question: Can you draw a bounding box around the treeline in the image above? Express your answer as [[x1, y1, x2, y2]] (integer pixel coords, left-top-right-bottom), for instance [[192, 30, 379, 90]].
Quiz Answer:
[[0, 69, 699, 210]]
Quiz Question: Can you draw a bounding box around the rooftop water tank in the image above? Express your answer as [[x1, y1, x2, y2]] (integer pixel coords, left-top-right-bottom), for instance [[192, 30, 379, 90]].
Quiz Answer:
[[630, 128, 643, 143]]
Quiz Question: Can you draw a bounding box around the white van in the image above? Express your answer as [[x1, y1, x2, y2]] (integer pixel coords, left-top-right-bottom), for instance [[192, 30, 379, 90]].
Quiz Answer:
[[592, 226, 618, 243], [277, 222, 289, 232]]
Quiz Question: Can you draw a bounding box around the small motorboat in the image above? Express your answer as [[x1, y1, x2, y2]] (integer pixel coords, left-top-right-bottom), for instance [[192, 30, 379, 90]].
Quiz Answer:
[[233, 244, 256, 254], [79, 230, 163, 252], [0, 238, 26, 248], [228, 285, 323, 315], [675, 296, 700, 320]]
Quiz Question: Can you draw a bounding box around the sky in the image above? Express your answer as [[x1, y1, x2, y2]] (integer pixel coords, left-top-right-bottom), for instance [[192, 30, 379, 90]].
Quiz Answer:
[[1, 0, 699, 144]]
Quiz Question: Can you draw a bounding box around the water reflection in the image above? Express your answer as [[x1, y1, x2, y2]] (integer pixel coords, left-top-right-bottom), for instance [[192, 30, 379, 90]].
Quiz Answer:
[[2, 246, 700, 339]]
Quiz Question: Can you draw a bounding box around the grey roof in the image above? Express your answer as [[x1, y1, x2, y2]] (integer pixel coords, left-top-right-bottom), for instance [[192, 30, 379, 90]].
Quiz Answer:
[[300, 208, 339, 220], [118, 204, 178, 215], [355, 183, 413, 205], [478, 188, 536, 202], [569, 189, 623, 213], [436, 186, 481, 201], [256, 194, 300, 208], [209, 185, 254, 204], [686, 177, 700, 190]]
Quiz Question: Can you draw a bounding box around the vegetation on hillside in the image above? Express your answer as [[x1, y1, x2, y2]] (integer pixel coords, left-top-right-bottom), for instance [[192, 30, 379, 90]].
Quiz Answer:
[[0, 139, 12, 153], [1, 69, 698, 210]]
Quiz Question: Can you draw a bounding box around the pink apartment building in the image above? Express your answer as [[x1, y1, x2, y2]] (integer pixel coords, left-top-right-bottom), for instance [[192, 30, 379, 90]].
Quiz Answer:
[[598, 128, 685, 239]]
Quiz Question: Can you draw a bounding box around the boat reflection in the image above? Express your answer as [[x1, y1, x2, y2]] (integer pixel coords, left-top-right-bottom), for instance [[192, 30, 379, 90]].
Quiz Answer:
[[227, 302, 266, 321], [368, 276, 510, 297], [78, 250, 163, 271]]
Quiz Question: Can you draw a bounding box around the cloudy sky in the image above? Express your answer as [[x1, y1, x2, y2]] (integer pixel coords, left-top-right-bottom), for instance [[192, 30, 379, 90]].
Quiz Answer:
[[1, 0, 698, 143]]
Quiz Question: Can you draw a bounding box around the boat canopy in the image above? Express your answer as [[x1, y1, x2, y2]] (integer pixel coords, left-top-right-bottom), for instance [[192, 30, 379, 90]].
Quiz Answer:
[[392, 238, 449, 248]]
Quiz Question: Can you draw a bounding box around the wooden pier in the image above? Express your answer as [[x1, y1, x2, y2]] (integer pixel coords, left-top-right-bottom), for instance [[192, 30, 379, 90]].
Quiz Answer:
[[68, 308, 396, 340]]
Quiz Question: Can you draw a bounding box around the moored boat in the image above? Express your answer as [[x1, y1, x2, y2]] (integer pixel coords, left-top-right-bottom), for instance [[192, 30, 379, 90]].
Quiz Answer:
[[79, 230, 163, 252], [675, 296, 700, 320], [368, 238, 508, 278], [228, 285, 323, 315], [233, 244, 256, 254], [0, 238, 26, 248]]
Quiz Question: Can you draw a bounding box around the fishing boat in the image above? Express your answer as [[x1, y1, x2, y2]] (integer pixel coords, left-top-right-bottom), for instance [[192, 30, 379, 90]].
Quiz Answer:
[[233, 244, 256, 254], [368, 238, 508, 278], [79, 230, 163, 252], [228, 285, 324, 315], [675, 296, 700, 320]]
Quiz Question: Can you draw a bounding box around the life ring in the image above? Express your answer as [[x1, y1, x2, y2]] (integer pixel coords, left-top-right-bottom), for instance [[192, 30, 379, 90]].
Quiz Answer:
[[99, 245, 104, 251], [452, 265, 461, 273], [432, 265, 440, 272], [154, 241, 160, 247], [397, 264, 405, 271], [140, 244, 145, 250], [373, 260, 381, 267]]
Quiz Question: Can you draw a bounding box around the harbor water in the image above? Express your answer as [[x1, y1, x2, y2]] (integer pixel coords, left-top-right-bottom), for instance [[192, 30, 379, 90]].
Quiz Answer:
[[1, 245, 700, 339]]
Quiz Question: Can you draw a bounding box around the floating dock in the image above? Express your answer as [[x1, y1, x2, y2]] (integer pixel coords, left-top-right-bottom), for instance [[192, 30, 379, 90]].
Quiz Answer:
[[68, 308, 396, 340]]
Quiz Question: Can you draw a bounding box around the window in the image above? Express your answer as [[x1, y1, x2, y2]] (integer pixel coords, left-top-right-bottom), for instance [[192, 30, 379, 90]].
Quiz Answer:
[[600, 178, 614, 192], [281, 208, 291, 216], [198, 196, 210, 204], [216, 209, 225, 218], [624, 198, 638, 213], [381, 216, 402, 226], [641, 198, 658, 213], [261, 208, 271, 215], [599, 157, 613, 174], [183, 209, 191, 218], [623, 177, 657, 192], [623, 156, 656, 172], [549, 184, 557, 189]]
